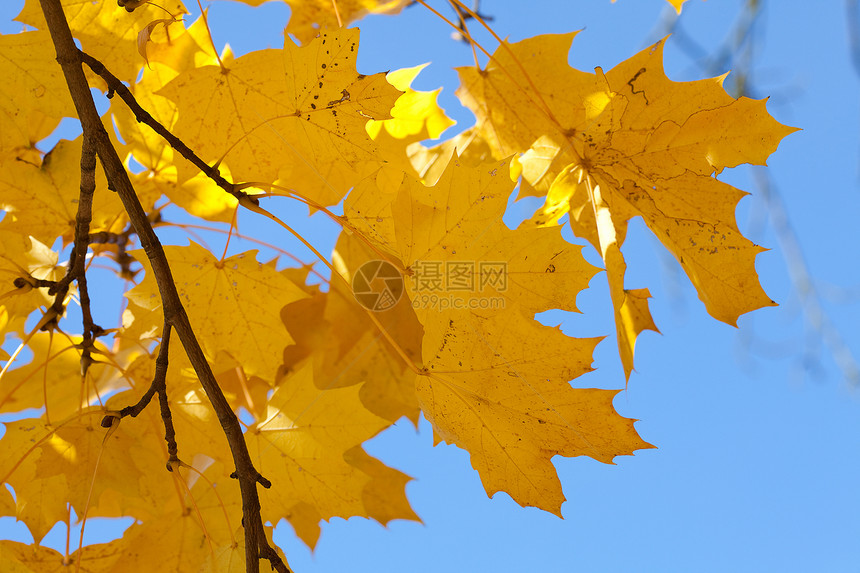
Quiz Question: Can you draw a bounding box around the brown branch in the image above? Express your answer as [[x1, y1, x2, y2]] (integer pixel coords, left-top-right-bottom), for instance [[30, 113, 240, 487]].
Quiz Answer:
[[111, 324, 181, 466], [77, 49, 258, 207], [14, 276, 58, 290], [40, 136, 98, 333], [38, 1, 287, 571], [90, 225, 141, 280], [75, 134, 99, 373]]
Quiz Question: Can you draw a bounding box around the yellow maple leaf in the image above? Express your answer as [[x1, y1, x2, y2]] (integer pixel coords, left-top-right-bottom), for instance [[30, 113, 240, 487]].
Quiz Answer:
[[16, 0, 187, 84], [0, 30, 75, 155], [158, 27, 401, 206], [344, 156, 647, 512], [456, 33, 796, 378], [0, 411, 157, 543], [281, 232, 424, 423], [0, 138, 127, 247], [347, 157, 598, 320], [420, 307, 650, 514], [0, 232, 62, 336], [127, 243, 308, 383], [0, 333, 122, 423], [246, 363, 416, 547]]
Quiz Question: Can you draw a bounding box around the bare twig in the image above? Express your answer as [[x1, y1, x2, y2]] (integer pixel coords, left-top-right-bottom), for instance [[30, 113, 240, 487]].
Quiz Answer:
[[847, 0, 860, 77], [38, 1, 288, 570], [661, 0, 860, 385], [111, 323, 181, 466], [74, 134, 99, 374], [751, 168, 860, 385]]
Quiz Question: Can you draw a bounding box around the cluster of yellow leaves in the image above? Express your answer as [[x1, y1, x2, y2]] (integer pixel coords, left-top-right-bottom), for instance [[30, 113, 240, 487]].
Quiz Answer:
[[0, 0, 793, 570]]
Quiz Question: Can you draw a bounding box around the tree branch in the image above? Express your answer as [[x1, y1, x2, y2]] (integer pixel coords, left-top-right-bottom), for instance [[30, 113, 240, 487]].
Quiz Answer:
[[74, 134, 99, 374], [38, 2, 287, 571], [77, 49, 258, 206]]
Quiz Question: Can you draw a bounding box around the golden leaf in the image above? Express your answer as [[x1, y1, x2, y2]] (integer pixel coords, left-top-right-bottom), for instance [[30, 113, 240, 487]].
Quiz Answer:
[[127, 243, 308, 383], [158, 28, 401, 206], [0, 138, 127, 247], [457, 33, 795, 377], [246, 363, 416, 548], [0, 31, 75, 155], [16, 0, 187, 83], [419, 307, 651, 514]]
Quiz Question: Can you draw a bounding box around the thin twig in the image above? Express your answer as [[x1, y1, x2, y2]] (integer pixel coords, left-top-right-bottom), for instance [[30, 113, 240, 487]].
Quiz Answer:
[[112, 324, 182, 465], [75, 135, 99, 374]]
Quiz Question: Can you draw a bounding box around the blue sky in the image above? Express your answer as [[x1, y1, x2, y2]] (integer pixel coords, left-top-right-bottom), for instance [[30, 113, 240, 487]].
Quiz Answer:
[[2, 0, 860, 571]]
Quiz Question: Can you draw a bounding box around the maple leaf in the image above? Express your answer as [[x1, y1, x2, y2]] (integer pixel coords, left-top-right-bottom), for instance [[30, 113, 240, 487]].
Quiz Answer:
[[0, 333, 122, 423], [344, 156, 648, 512], [0, 30, 75, 156], [0, 410, 158, 543], [158, 27, 401, 206], [16, 0, 187, 84], [0, 138, 127, 247], [419, 307, 650, 513], [281, 232, 424, 423], [245, 363, 416, 548], [456, 33, 796, 378], [0, 232, 62, 335], [347, 157, 598, 319], [126, 243, 308, 383]]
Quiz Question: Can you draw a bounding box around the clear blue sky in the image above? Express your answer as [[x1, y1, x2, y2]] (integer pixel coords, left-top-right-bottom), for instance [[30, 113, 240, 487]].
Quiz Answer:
[[2, 1, 859, 571]]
